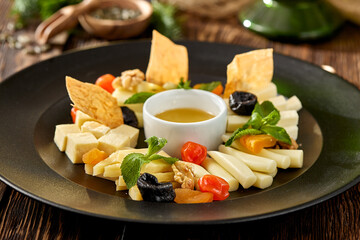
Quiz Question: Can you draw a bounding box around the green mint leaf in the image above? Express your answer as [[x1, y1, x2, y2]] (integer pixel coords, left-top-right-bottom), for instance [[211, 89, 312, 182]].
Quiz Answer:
[[225, 128, 263, 146], [195, 81, 221, 92], [261, 125, 292, 145], [120, 136, 175, 189], [120, 153, 149, 189], [177, 78, 192, 89], [145, 136, 168, 157], [261, 109, 280, 126], [124, 92, 155, 104], [254, 101, 277, 118], [148, 154, 179, 164], [245, 112, 263, 129]]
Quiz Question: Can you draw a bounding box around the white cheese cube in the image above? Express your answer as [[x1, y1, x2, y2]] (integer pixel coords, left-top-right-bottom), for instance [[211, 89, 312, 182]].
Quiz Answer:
[[109, 124, 139, 148], [277, 110, 299, 127], [129, 185, 143, 201], [112, 88, 135, 106], [141, 158, 173, 173], [93, 148, 144, 176], [286, 95, 302, 111], [252, 82, 278, 101], [81, 121, 110, 138], [75, 110, 96, 128], [116, 176, 128, 191], [266, 95, 287, 111], [84, 163, 93, 175], [65, 132, 98, 164], [54, 124, 80, 151], [227, 115, 250, 132], [284, 125, 298, 140], [152, 172, 175, 182], [98, 132, 131, 155], [103, 163, 122, 178]]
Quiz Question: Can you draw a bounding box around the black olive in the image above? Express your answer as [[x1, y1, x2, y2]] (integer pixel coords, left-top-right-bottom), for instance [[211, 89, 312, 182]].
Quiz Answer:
[[137, 173, 175, 202], [121, 106, 138, 128], [229, 91, 257, 116]]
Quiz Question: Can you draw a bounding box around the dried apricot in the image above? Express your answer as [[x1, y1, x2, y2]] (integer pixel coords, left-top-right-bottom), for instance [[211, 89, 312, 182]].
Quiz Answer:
[[174, 188, 213, 204]]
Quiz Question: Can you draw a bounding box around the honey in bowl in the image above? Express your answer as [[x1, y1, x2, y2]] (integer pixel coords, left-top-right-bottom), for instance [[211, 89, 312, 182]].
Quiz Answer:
[[155, 108, 215, 123]]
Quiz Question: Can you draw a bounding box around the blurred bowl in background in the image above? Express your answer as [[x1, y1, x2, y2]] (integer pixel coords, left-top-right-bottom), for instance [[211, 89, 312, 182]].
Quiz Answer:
[[78, 0, 152, 40]]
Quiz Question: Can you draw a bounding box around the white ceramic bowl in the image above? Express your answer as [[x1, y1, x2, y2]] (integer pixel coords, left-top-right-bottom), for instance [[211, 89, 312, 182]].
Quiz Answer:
[[143, 89, 227, 158]]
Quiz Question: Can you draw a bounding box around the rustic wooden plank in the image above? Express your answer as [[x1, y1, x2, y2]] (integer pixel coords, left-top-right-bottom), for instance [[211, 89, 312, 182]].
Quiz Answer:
[[0, 2, 360, 239], [0, 181, 6, 203]]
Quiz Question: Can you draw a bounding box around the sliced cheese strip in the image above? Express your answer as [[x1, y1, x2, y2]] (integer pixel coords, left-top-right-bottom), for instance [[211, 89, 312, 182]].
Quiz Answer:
[[227, 115, 250, 132], [201, 157, 239, 192], [286, 95, 302, 111], [252, 82, 277, 101], [253, 172, 273, 189], [277, 110, 299, 127], [103, 163, 122, 178], [267, 149, 303, 168], [284, 125, 298, 140], [208, 151, 256, 189], [268, 167, 278, 178], [266, 95, 287, 111], [218, 145, 277, 173]]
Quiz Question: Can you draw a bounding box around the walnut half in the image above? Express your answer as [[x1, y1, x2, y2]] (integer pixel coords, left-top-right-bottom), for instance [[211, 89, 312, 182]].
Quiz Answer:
[[171, 161, 196, 189], [112, 69, 145, 91]]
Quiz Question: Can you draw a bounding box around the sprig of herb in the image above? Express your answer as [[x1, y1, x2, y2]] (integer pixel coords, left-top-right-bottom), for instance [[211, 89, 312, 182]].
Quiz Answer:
[[124, 92, 155, 104], [120, 136, 179, 189], [225, 101, 291, 146], [177, 78, 192, 89], [195, 81, 221, 92]]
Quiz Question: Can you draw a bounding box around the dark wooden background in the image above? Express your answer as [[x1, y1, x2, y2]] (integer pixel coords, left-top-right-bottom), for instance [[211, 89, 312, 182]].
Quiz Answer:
[[1, 0, 360, 239]]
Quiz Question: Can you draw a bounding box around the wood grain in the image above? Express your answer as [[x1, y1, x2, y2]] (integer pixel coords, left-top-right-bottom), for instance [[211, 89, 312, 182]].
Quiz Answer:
[[1, 2, 360, 240]]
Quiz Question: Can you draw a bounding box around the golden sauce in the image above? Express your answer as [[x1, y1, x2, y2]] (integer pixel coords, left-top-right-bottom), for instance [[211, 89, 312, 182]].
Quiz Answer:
[[155, 108, 215, 123]]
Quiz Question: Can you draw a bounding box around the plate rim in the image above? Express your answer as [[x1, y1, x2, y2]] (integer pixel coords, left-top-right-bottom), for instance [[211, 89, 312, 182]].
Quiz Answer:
[[1, 40, 359, 224]]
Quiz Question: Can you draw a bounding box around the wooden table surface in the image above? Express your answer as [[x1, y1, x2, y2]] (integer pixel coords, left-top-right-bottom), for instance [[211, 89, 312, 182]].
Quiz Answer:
[[1, 1, 360, 239]]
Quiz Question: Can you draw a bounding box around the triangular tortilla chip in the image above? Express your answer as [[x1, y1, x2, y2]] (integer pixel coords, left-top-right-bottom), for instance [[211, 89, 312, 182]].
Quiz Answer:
[[146, 30, 188, 85], [66, 76, 123, 128], [224, 49, 273, 98]]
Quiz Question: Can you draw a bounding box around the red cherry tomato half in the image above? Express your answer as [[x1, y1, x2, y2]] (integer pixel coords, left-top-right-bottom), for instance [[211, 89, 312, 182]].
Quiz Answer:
[[181, 141, 207, 165], [95, 74, 116, 93], [70, 107, 78, 123], [198, 175, 230, 201]]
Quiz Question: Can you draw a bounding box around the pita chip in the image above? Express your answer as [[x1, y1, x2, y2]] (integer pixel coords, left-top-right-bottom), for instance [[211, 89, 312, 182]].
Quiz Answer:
[[224, 48, 273, 98], [146, 30, 188, 85], [66, 76, 123, 128]]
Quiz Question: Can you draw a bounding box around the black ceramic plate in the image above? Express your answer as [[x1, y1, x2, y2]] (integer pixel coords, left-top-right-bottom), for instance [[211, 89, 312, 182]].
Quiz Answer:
[[0, 41, 359, 224]]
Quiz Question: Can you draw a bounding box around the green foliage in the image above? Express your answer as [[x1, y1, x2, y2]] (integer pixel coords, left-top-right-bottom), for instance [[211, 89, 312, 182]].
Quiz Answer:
[[150, 0, 183, 40], [120, 136, 179, 189], [225, 101, 291, 146], [38, 0, 82, 20], [195, 81, 221, 92], [177, 78, 192, 89], [11, 0, 81, 28], [124, 92, 155, 104]]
